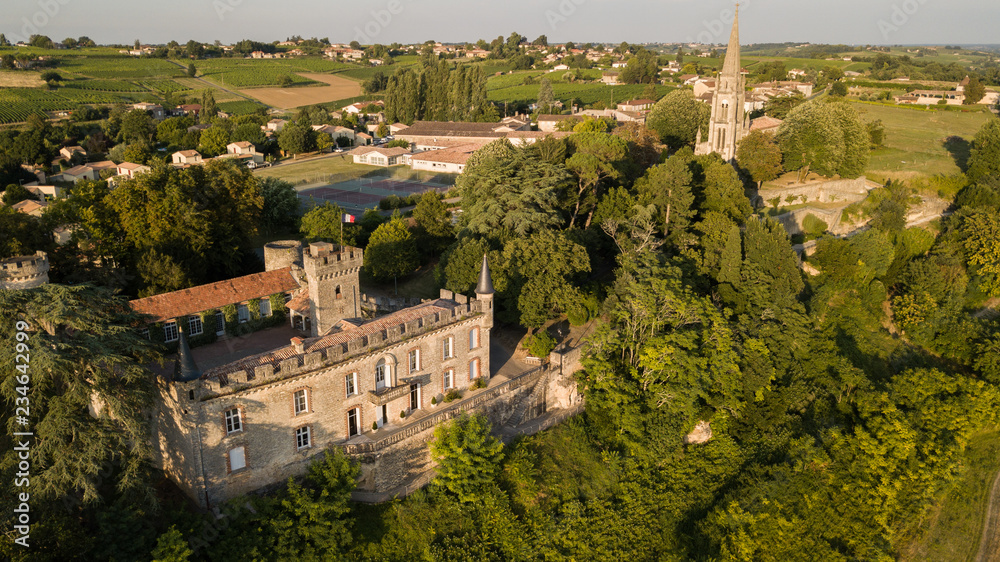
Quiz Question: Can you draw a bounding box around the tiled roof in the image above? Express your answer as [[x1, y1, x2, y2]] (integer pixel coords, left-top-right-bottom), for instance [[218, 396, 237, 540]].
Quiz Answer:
[[62, 165, 92, 176], [176, 150, 201, 158], [203, 299, 458, 380], [118, 162, 146, 170], [412, 145, 479, 165], [537, 114, 577, 121], [130, 268, 300, 323], [285, 291, 310, 314], [750, 116, 784, 131], [12, 199, 46, 215], [350, 146, 411, 157]]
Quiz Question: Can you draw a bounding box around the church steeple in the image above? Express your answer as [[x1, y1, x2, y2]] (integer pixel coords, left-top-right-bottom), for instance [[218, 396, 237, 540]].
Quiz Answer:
[[721, 5, 742, 80], [695, 5, 746, 163]]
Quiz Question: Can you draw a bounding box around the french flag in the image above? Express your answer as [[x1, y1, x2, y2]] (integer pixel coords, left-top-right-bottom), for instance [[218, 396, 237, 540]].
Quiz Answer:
[[342, 213, 356, 223]]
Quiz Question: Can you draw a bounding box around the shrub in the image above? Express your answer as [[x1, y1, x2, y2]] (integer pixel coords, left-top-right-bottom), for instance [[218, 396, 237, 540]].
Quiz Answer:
[[372, 421, 378, 431], [400, 410, 406, 419], [444, 389, 462, 402], [525, 330, 557, 358], [802, 214, 828, 239], [471, 377, 487, 390], [431, 396, 438, 405]]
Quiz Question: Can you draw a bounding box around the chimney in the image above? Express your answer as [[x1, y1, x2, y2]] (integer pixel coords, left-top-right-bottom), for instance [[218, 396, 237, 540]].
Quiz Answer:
[[291, 337, 305, 354]]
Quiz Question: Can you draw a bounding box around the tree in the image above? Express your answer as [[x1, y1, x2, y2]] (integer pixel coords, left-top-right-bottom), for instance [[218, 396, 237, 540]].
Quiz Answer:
[[635, 155, 695, 242], [270, 450, 358, 560], [413, 190, 452, 238], [456, 140, 570, 237], [736, 130, 784, 187], [429, 413, 504, 503], [117, 109, 156, 144], [300, 201, 351, 244], [197, 126, 230, 157], [151, 527, 193, 562], [775, 100, 868, 179], [647, 89, 710, 149], [0, 284, 160, 505], [186, 63, 196, 77], [501, 229, 590, 327], [830, 81, 848, 96], [2, 183, 40, 206], [231, 122, 266, 145], [0, 34, 9, 47], [40, 71, 62, 83], [537, 77, 555, 114], [962, 211, 1000, 296], [375, 122, 389, 138], [565, 132, 629, 228], [968, 118, 1000, 182], [620, 49, 659, 84], [964, 76, 986, 105], [278, 123, 316, 156], [260, 177, 300, 235], [200, 89, 218, 122], [364, 214, 418, 282]]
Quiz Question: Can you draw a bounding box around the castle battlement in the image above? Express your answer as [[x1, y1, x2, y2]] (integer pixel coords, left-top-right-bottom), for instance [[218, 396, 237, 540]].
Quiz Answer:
[[0, 251, 50, 290], [302, 242, 364, 275], [191, 295, 486, 399]]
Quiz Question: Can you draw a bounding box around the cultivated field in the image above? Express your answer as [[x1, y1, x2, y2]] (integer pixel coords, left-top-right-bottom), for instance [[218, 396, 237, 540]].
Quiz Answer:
[[240, 73, 362, 109], [0, 71, 45, 88], [852, 101, 994, 180]]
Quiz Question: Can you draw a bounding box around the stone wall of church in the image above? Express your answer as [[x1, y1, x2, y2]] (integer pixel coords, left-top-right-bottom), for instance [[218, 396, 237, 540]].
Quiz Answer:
[[757, 176, 874, 207]]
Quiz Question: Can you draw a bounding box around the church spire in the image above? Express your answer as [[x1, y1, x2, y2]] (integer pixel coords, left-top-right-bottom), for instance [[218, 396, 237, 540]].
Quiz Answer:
[[721, 5, 741, 80]]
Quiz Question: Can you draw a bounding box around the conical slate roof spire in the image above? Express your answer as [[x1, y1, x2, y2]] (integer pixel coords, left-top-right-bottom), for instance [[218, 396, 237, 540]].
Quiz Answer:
[[721, 5, 742, 80], [475, 254, 494, 295], [174, 326, 202, 382]]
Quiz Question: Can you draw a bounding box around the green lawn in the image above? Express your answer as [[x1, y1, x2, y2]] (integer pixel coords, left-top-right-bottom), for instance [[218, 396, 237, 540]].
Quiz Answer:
[[256, 155, 456, 187], [850, 101, 994, 181], [898, 429, 1000, 561]]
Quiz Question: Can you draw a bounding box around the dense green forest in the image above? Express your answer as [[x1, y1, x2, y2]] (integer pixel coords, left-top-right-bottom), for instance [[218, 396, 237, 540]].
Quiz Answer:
[[4, 102, 1000, 560]]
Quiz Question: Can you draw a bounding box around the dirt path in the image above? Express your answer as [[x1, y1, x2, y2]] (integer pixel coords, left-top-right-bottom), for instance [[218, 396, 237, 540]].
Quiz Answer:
[[976, 467, 1000, 562]]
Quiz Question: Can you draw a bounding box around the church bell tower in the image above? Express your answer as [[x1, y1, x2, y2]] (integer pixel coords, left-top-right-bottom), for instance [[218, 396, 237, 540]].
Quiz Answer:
[[696, 5, 747, 162]]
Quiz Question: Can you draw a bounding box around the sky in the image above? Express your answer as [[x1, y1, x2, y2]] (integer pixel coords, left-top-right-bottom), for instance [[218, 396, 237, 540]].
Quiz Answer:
[[4, 0, 999, 47]]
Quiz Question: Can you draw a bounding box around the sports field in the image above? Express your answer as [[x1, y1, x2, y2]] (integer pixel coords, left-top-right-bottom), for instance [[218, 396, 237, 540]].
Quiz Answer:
[[300, 177, 450, 214]]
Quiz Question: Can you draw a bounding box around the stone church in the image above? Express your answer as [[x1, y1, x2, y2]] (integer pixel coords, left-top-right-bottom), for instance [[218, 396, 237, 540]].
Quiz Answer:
[[695, 7, 748, 162]]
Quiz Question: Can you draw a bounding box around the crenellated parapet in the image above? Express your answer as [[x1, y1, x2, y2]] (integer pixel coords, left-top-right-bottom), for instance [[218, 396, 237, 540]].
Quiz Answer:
[[0, 251, 50, 290], [196, 296, 487, 399]]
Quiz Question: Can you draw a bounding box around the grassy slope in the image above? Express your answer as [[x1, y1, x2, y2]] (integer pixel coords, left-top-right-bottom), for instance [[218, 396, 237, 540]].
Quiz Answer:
[[851, 101, 994, 180], [897, 429, 1000, 561]]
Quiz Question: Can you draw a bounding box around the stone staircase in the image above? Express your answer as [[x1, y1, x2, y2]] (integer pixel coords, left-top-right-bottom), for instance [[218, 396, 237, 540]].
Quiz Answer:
[[503, 369, 549, 429]]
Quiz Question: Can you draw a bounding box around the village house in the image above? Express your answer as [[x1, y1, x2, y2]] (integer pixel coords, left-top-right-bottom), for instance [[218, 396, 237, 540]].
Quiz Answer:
[[10, 199, 47, 217], [394, 119, 550, 151], [602, 72, 620, 85], [59, 161, 117, 183], [172, 150, 204, 166], [134, 102, 166, 120], [617, 99, 655, 112], [116, 162, 151, 180], [265, 119, 288, 133], [176, 104, 202, 117], [749, 116, 784, 135], [59, 146, 87, 161], [536, 114, 579, 132], [350, 146, 412, 167]]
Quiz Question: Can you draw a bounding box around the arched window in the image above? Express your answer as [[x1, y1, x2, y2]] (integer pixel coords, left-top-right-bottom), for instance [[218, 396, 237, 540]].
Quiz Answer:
[[721, 101, 729, 120], [375, 359, 390, 390], [335, 285, 343, 299]]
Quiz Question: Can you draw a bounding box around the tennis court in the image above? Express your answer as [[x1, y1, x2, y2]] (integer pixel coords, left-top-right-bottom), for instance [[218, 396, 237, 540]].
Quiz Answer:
[[299, 176, 451, 213]]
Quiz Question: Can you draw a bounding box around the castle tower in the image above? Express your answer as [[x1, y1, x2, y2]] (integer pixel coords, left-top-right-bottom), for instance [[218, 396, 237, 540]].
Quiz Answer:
[[302, 242, 363, 337], [475, 253, 494, 330], [0, 251, 50, 290], [263, 240, 303, 272], [696, 6, 746, 162]]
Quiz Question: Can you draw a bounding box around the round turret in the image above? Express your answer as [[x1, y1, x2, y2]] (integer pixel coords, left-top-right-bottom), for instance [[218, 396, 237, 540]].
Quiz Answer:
[[263, 240, 303, 272], [0, 251, 50, 290]]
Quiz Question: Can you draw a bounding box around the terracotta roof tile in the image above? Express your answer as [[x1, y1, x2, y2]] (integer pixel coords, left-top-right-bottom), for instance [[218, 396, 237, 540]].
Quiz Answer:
[[130, 268, 300, 323]]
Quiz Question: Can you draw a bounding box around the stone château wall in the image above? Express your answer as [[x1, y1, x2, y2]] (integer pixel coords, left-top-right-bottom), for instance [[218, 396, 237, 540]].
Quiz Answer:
[[0, 251, 49, 290]]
